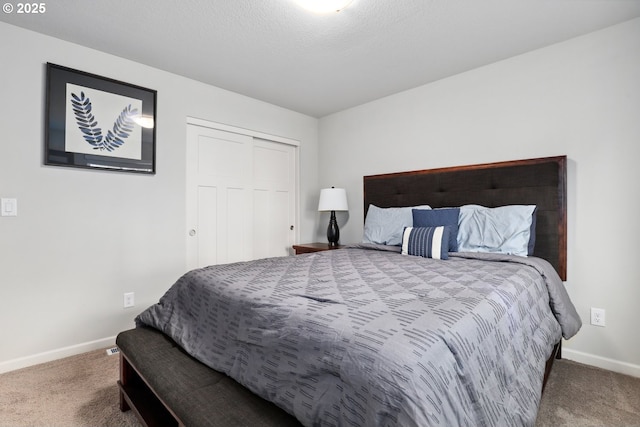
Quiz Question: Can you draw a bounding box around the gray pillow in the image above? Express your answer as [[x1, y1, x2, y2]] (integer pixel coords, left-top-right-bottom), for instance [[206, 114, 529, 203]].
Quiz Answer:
[[457, 205, 536, 256], [362, 204, 431, 246]]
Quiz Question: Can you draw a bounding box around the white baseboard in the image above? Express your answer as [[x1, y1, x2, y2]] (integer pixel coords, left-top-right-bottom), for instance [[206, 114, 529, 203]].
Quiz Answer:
[[563, 348, 640, 378], [0, 336, 117, 374]]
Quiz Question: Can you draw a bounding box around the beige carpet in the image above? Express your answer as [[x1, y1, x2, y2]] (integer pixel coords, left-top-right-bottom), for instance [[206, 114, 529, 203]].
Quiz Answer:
[[1, 349, 639, 426], [536, 358, 640, 427], [0, 349, 138, 426]]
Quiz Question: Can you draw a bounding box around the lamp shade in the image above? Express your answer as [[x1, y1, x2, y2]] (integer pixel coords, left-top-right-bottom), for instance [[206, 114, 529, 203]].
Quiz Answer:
[[318, 188, 348, 212]]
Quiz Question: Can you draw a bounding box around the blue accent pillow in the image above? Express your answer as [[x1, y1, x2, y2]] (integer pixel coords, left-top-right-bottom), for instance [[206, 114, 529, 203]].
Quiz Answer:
[[362, 204, 431, 246], [401, 226, 450, 260], [457, 205, 536, 256], [412, 208, 460, 252]]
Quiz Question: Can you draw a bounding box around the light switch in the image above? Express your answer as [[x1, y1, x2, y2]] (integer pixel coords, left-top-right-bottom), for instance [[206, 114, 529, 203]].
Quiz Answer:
[[1, 198, 17, 216]]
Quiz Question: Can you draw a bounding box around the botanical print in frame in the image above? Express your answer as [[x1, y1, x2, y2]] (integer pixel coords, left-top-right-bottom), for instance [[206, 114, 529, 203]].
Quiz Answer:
[[45, 63, 156, 174]]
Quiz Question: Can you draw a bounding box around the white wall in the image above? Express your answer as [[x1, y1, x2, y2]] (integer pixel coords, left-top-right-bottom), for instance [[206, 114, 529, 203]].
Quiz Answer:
[[317, 18, 640, 376], [0, 22, 319, 371]]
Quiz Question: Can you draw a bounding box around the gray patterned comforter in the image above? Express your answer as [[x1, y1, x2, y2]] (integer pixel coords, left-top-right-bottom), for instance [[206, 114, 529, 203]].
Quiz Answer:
[[136, 245, 581, 427]]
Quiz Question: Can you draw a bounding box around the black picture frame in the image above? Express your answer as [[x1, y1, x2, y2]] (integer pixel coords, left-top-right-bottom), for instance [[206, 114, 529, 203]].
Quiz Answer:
[[45, 63, 157, 174]]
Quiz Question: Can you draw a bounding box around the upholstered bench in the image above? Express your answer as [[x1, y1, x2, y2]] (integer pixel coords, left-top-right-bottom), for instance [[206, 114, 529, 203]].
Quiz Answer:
[[116, 326, 302, 427]]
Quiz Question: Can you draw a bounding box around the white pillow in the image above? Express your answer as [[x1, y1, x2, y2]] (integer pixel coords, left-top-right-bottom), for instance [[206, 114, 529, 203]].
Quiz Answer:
[[457, 205, 536, 256], [363, 204, 431, 246]]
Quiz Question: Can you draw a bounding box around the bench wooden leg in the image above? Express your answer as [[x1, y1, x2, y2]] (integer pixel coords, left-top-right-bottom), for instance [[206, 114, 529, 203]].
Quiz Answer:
[[119, 353, 132, 412]]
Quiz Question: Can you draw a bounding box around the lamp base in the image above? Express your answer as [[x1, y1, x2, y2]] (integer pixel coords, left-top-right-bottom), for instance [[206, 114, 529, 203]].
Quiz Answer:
[[327, 210, 340, 246]]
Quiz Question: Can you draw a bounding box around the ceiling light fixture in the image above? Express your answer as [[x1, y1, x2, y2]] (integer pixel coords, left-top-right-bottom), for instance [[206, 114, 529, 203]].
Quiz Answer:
[[295, 0, 354, 13]]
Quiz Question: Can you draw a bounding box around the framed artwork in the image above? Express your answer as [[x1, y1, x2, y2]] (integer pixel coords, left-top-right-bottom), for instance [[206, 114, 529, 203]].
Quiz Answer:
[[45, 63, 157, 174]]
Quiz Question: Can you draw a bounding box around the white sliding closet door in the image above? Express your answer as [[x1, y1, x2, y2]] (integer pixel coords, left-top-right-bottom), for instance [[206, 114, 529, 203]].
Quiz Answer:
[[252, 138, 296, 260], [186, 122, 297, 270]]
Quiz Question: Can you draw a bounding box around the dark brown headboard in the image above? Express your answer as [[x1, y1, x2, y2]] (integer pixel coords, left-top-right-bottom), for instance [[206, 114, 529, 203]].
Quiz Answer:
[[363, 156, 567, 280]]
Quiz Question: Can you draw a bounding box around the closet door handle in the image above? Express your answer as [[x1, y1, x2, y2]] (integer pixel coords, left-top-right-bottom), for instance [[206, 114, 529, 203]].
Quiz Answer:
[[189, 229, 197, 236]]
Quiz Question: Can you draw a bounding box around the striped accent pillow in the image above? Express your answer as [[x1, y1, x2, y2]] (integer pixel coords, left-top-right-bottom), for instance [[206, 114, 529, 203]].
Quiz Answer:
[[401, 226, 450, 260]]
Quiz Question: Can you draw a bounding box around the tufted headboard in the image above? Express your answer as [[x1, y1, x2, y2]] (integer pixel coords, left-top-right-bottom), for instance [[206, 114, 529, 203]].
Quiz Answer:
[[363, 156, 567, 280]]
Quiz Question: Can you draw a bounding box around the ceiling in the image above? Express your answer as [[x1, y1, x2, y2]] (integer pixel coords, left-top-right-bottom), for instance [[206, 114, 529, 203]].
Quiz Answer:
[[3, 0, 640, 117]]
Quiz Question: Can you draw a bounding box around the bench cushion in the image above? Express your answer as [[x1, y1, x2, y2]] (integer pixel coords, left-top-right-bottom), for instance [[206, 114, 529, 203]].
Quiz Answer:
[[116, 326, 302, 427]]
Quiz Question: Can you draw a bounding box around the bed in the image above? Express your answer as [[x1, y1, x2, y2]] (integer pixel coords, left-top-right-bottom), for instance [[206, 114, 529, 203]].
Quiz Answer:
[[117, 155, 581, 427]]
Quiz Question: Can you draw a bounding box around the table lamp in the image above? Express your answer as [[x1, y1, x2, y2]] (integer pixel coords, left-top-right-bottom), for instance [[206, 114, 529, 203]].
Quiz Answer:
[[318, 187, 348, 246]]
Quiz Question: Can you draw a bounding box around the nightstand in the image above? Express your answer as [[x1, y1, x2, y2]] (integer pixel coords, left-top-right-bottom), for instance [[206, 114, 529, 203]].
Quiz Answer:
[[292, 242, 345, 255]]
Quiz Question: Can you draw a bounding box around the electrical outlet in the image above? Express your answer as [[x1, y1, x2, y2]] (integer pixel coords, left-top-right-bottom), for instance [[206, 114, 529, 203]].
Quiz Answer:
[[590, 307, 606, 327], [106, 347, 120, 356], [123, 292, 135, 308]]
